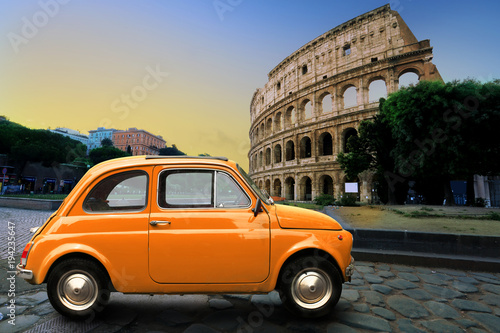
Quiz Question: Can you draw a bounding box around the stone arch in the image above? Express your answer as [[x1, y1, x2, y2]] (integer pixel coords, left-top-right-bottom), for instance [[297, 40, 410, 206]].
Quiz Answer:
[[273, 178, 282, 197], [258, 180, 263, 190], [259, 151, 263, 167], [398, 68, 421, 88], [342, 85, 357, 108], [265, 147, 271, 166], [260, 123, 265, 140], [300, 99, 313, 120], [299, 176, 313, 201], [285, 176, 295, 200], [274, 144, 282, 163], [266, 118, 273, 136], [320, 93, 333, 113], [265, 179, 271, 195], [285, 106, 296, 128], [368, 78, 387, 102], [300, 136, 312, 158], [319, 174, 334, 196], [342, 128, 358, 153], [253, 153, 257, 170], [285, 140, 295, 161], [318, 132, 333, 156], [274, 112, 282, 132]]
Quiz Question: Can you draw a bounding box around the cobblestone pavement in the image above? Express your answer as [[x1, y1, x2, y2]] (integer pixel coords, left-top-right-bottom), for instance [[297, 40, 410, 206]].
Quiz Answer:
[[1, 208, 500, 332]]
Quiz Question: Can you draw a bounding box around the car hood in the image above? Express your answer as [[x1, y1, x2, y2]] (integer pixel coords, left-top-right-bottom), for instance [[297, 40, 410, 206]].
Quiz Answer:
[[275, 204, 343, 230]]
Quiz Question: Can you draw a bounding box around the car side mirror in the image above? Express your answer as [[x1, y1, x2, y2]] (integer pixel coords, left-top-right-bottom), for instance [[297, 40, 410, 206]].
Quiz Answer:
[[252, 198, 262, 217]]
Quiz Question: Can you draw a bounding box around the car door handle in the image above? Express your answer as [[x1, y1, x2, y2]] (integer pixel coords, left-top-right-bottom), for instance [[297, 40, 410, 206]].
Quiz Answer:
[[150, 221, 171, 226]]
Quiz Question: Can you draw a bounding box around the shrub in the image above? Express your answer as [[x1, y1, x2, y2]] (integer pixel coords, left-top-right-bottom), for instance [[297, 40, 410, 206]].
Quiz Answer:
[[336, 193, 358, 206], [314, 194, 336, 206]]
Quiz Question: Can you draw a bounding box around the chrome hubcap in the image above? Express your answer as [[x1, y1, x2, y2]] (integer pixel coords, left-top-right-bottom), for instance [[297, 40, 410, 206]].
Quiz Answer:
[[291, 268, 332, 309], [58, 271, 98, 311]]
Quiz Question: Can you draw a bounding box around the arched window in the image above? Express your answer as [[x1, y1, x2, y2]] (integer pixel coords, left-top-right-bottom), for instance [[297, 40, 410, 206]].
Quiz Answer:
[[369, 79, 387, 102], [399, 72, 419, 88], [265, 179, 271, 196], [273, 179, 282, 197], [302, 100, 312, 120], [319, 175, 334, 196], [266, 118, 273, 135], [343, 128, 358, 153], [319, 132, 333, 156], [274, 112, 282, 132], [260, 123, 265, 140], [285, 177, 295, 200], [300, 136, 312, 158], [259, 151, 263, 167], [343, 86, 357, 108], [265, 148, 271, 166], [322, 94, 333, 113], [300, 177, 312, 201], [274, 144, 282, 163], [285, 107, 295, 128], [285, 140, 295, 161]]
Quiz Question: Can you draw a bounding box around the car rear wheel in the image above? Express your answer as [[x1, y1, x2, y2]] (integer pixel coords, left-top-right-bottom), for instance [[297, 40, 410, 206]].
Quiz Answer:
[[279, 256, 342, 318], [47, 258, 110, 320]]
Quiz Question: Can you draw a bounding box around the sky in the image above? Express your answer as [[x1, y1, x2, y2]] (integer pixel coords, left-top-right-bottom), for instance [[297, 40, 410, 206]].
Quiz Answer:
[[1, 0, 499, 168]]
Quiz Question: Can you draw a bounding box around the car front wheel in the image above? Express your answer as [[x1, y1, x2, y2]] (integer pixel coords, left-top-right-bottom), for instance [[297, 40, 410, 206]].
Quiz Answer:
[[280, 256, 342, 318], [47, 258, 110, 320]]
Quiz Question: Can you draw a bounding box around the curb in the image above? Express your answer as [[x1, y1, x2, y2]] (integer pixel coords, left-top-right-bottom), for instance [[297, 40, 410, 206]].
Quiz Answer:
[[0, 197, 63, 210], [324, 207, 500, 273]]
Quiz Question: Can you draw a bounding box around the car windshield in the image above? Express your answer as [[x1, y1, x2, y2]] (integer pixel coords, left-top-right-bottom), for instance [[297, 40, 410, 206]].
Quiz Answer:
[[236, 164, 271, 205]]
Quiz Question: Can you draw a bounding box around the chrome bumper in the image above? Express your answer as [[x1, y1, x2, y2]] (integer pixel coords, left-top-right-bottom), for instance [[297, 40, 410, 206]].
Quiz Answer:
[[16, 264, 33, 280], [345, 256, 355, 282]]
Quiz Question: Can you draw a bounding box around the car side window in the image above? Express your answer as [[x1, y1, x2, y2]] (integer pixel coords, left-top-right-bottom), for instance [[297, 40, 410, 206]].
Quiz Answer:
[[159, 170, 214, 208], [158, 169, 250, 209], [83, 171, 148, 212], [216, 172, 251, 208]]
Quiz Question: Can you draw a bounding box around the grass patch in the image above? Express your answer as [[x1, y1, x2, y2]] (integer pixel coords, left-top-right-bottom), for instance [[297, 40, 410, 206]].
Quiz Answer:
[[329, 205, 500, 236], [277, 201, 322, 210]]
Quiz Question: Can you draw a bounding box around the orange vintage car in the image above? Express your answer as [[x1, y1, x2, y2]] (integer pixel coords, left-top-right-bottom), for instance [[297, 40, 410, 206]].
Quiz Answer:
[[17, 156, 354, 319]]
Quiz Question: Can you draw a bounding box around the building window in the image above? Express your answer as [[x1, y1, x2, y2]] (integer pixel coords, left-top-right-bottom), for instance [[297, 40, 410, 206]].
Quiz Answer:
[[302, 65, 308, 75], [343, 45, 351, 56], [277, 81, 281, 90]]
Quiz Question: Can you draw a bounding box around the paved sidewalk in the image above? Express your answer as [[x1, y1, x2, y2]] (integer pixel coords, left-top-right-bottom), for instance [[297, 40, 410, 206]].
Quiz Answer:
[[1, 208, 500, 332]]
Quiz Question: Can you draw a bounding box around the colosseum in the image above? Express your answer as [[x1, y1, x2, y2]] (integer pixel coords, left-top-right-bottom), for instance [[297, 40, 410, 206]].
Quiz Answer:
[[248, 4, 442, 203]]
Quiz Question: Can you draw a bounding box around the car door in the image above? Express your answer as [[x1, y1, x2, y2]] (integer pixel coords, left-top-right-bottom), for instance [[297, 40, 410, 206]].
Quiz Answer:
[[148, 165, 270, 284]]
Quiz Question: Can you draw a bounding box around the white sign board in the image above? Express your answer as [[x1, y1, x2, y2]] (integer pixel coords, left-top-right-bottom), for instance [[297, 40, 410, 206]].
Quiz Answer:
[[345, 182, 359, 193]]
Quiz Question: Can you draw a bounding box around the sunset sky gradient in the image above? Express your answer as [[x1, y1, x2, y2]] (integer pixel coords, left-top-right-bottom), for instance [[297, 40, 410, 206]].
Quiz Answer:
[[1, 0, 499, 168]]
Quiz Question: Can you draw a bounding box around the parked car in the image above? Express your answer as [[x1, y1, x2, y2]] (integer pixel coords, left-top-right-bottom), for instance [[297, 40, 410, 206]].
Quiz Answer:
[[18, 156, 354, 319]]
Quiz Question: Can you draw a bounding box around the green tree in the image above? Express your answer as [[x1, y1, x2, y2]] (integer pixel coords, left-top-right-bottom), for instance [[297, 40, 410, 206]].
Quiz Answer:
[[101, 138, 113, 147], [0, 120, 83, 169], [89, 146, 130, 165], [338, 80, 500, 205], [159, 144, 186, 156]]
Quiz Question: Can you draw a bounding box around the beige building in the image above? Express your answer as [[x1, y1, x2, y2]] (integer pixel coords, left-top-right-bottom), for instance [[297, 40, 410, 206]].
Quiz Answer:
[[113, 128, 166, 156], [248, 4, 441, 202]]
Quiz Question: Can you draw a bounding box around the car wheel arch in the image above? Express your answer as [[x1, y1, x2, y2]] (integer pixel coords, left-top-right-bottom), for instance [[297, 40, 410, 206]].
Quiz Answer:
[[44, 252, 115, 292], [274, 248, 342, 291]]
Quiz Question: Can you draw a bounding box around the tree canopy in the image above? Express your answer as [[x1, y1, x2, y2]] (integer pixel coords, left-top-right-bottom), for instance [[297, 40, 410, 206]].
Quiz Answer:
[[88, 146, 130, 165], [338, 79, 500, 205], [159, 144, 186, 156], [0, 119, 85, 167]]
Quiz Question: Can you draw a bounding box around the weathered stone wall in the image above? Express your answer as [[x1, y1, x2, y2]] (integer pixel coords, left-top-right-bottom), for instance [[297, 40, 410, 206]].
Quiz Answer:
[[248, 4, 441, 202]]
